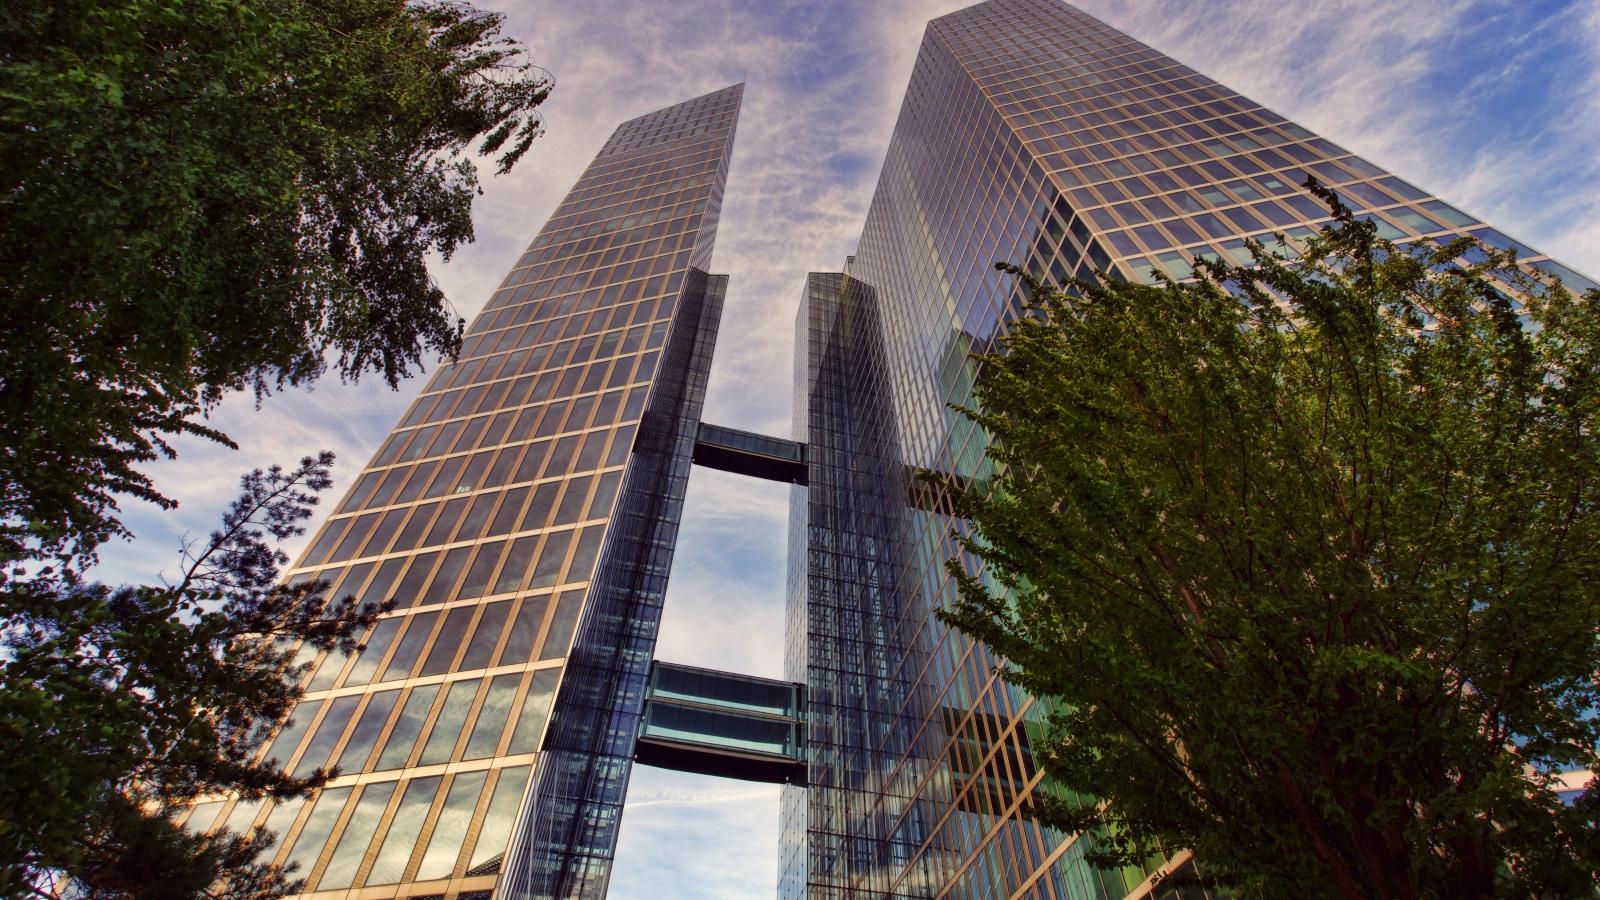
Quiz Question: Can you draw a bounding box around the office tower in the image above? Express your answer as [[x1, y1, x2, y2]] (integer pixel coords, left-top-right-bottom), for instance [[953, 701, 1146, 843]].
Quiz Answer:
[[781, 1, 1598, 899], [203, 84, 744, 900]]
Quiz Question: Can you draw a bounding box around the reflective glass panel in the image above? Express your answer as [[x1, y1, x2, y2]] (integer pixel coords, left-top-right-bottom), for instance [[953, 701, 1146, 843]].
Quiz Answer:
[[317, 780, 396, 889], [468, 765, 532, 868], [418, 678, 480, 765], [375, 684, 440, 771], [415, 770, 488, 880], [464, 674, 521, 759], [281, 786, 352, 878], [365, 776, 440, 885]]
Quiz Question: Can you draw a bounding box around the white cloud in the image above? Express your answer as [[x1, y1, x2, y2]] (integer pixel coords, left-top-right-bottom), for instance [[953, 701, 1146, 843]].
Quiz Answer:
[[611, 768, 781, 900]]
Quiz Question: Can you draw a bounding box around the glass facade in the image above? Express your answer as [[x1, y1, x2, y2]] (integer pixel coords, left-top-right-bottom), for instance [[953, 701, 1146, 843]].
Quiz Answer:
[[185, 84, 743, 900], [781, 1, 1596, 899]]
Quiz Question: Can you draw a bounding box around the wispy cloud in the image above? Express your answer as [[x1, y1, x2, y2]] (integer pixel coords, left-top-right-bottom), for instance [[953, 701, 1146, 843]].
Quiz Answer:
[[611, 768, 781, 899]]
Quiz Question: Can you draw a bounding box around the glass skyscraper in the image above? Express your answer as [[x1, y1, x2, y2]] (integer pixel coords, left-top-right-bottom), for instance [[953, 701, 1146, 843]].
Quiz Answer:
[[191, 1, 1598, 898], [197, 84, 745, 900], [782, 1, 1595, 899]]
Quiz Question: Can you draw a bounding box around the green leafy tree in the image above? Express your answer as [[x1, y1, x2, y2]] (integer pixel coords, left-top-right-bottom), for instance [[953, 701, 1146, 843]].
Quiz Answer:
[[942, 187, 1600, 898], [1, 1, 548, 891], [0, 0, 551, 562], [1, 452, 383, 897]]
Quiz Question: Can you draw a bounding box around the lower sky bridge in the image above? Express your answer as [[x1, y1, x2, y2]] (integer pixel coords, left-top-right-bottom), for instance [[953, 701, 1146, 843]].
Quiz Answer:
[[634, 660, 807, 786]]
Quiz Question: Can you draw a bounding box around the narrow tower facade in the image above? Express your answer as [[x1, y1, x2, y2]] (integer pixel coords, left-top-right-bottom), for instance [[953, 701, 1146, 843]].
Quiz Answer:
[[226, 84, 741, 900]]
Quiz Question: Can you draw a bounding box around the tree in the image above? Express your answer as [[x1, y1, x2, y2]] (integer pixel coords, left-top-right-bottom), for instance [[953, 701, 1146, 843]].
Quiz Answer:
[[0, 1, 550, 892], [0, 452, 383, 897], [941, 186, 1600, 898], [0, 0, 551, 563]]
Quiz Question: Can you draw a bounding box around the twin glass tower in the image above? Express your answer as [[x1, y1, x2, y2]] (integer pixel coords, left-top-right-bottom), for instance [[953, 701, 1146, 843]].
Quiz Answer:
[[200, 1, 1596, 898]]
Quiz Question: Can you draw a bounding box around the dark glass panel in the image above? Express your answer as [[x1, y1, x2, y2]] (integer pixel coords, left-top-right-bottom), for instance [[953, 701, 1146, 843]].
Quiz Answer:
[[498, 596, 549, 665], [420, 546, 470, 606], [538, 590, 585, 660], [292, 695, 359, 778], [457, 540, 507, 601], [366, 775, 440, 884], [459, 601, 511, 670], [553, 475, 593, 526], [387, 551, 439, 610], [343, 617, 402, 687], [335, 471, 381, 515], [507, 668, 561, 754], [520, 483, 560, 531], [422, 496, 468, 547], [390, 501, 438, 552], [379, 611, 439, 682], [463, 674, 521, 759], [494, 536, 538, 595], [418, 679, 480, 765], [358, 557, 407, 610], [393, 460, 436, 504], [528, 531, 572, 590], [422, 457, 463, 499], [318, 781, 396, 890], [281, 786, 352, 878], [374, 685, 441, 771], [513, 439, 551, 482], [328, 512, 378, 562], [455, 492, 498, 543], [470, 766, 532, 868], [416, 770, 488, 879], [326, 562, 372, 610], [263, 699, 321, 769], [566, 528, 604, 584], [335, 690, 400, 774], [487, 486, 530, 536], [544, 435, 579, 478]]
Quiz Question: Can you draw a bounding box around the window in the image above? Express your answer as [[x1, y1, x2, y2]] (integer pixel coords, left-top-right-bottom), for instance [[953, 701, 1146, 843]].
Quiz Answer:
[[539, 591, 586, 660], [281, 787, 352, 879], [418, 679, 481, 765], [263, 699, 320, 769], [508, 669, 561, 754], [380, 611, 439, 682], [293, 695, 359, 778], [183, 801, 224, 834], [464, 675, 521, 759], [318, 781, 396, 889], [419, 607, 476, 676], [499, 596, 548, 664], [366, 776, 441, 885], [376, 685, 441, 770], [256, 797, 305, 863], [459, 601, 511, 670], [336, 690, 400, 774], [416, 771, 489, 880], [469, 766, 533, 869]]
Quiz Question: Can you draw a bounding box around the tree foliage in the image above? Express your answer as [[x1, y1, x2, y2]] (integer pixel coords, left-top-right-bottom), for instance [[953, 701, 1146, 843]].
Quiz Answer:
[[943, 187, 1600, 898], [1, 453, 383, 897], [0, 0, 551, 562]]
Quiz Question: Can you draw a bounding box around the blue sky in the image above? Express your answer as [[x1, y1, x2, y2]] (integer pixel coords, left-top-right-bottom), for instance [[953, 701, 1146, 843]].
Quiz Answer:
[[93, 0, 1600, 895]]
